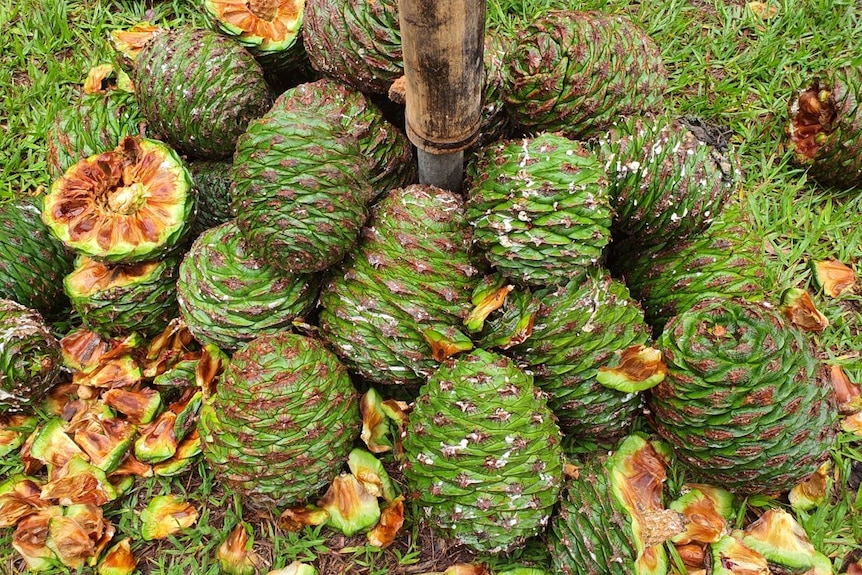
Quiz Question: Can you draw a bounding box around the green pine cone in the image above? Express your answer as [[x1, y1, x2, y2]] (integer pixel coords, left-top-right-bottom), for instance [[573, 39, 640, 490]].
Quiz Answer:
[[598, 116, 737, 245], [133, 27, 273, 159], [302, 0, 402, 94], [276, 79, 415, 201], [466, 133, 612, 287], [47, 88, 145, 180], [400, 349, 565, 554], [199, 332, 359, 509], [231, 83, 371, 274], [64, 255, 180, 338], [318, 184, 479, 386], [510, 267, 653, 441], [549, 434, 676, 575], [502, 10, 667, 139], [187, 160, 236, 238], [0, 196, 74, 318], [787, 65, 862, 190], [650, 297, 839, 494], [177, 221, 320, 351], [0, 299, 64, 415], [610, 206, 767, 334]]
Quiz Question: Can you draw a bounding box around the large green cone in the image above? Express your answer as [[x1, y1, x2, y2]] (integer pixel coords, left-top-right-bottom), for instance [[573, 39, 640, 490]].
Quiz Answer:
[[597, 116, 738, 246], [549, 434, 677, 575], [46, 88, 144, 181], [186, 160, 235, 238], [787, 65, 862, 190], [132, 27, 273, 159], [510, 267, 653, 441], [177, 220, 320, 351], [649, 297, 839, 494], [502, 10, 667, 140], [276, 79, 416, 201], [0, 196, 75, 318], [302, 0, 402, 94], [231, 82, 373, 274], [399, 349, 565, 554], [318, 184, 480, 386], [609, 205, 767, 334], [0, 299, 64, 415], [64, 255, 180, 338], [465, 133, 612, 287], [199, 332, 359, 509]]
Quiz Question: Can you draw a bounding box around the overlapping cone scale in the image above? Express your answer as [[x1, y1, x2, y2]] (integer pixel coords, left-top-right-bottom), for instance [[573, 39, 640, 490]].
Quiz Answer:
[[649, 296, 839, 494], [549, 434, 679, 575], [186, 160, 236, 239], [199, 332, 359, 509], [318, 184, 479, 386], [0, 197, 75, 318], [231, 82, 374, 274], [465, 133, 612, 287], [610, 205, 767, 334], [302, 0, 402, 94], [399, 349, 564, 555], [0, 300, 63, 415], [132, 27, 273, 159], [64, 255, 180, 338], [46, 88, 144, 181], [510, 267, 653, 442], [597, 116, 737, 246], [502, 10, 667, 139], [177, 220, 320, 352]]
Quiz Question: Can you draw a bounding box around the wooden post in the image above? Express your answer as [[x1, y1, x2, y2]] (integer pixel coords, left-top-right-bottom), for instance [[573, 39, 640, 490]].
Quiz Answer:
[[399, 0, 485, 193]]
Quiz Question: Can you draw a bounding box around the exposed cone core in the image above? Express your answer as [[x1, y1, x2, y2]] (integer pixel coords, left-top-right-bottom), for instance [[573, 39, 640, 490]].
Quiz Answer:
[[204, 0, 305, 72], [208, 0, 301, 44], [788, 84, 836, 161], [43, 137, 194, 264]]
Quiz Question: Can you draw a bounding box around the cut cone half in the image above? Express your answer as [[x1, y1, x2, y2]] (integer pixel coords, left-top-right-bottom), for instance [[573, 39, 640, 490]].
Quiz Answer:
[[43, 136, 195, 264], [204, 0, 304, 68]]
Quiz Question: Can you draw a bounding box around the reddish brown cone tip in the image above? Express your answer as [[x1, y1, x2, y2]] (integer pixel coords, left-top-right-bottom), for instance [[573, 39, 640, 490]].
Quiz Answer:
[[787, 83, 836, 161]]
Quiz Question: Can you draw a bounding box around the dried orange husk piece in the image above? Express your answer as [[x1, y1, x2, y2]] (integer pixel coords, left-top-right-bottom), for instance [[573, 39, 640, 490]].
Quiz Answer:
[[778, 288, 829, 332], [218, 522, 262, 575], [110, 22, 163, 69], [277, 505, 329, 532], [46, 504, 111, 569], [789, 461, 830, 512], [318, 473, 380, 537], [810, 259, 857, 297], [360, 388, 393, 454], [142, 317, 197, 378], [366, 496, 404, 548], [12, 507, 63, 571], [0, 414, 39, 457], [42, 136, 195, 264], [102, 386, 162, 424], [41, 455, 118, 505], [0, 475, 47, 528], [98, 537, 137, 575], [140, 494, 198, 540], [829, 364, 862, 414], [73, 354, 142, 389]]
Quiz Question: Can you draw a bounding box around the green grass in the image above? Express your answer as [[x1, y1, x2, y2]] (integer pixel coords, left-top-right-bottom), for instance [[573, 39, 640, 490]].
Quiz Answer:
[[3, 0, 862, 573]]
